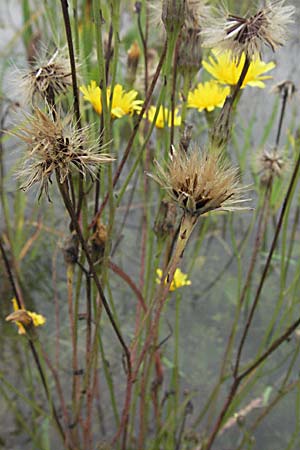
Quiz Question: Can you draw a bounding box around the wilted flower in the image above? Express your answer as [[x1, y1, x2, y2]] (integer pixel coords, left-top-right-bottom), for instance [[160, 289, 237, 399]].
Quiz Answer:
[[188, 81, 230, 112], [12, 108, 113, 199], [201, 1, 295, 61], [203, 50, 275, 88], [20, 49, 72, 102], [257, 147, 286, 184], [156, 267, 191, 291], [145, 105, 181, 128], [80, 81, 143, 118], [149, 146, 251, 216], [6, 298, 46, 335]]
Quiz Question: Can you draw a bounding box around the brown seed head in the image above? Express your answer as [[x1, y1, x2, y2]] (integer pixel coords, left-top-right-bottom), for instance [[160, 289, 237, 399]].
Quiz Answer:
[[201, 1, 295, 61], [271, 80, 297, 101], [12, 109, 114, 199], [257, 147, 286, 184], [149, 146, 251, 216], [21, 49, 73, 103]]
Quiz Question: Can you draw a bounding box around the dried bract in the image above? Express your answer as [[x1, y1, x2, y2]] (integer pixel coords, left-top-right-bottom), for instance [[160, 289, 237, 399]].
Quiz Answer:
[[149, 147, 251, 216], [13, 109, 113, 199], [201, 1, 295, 61]]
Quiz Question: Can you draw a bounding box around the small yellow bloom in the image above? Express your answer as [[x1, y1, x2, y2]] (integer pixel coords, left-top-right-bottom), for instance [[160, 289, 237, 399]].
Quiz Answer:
[[156, 268, 191, 291], [5, 298, 46, 335], [79, 81, 143, 118], [80, 80, 102, 114], [188, 81, 230, 112], [145, 105, 181, 128], [203, 50, 275, 89]]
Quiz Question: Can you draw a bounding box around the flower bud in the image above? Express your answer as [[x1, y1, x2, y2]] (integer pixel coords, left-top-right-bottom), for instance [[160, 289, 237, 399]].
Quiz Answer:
[[162, 0, 186, 34]]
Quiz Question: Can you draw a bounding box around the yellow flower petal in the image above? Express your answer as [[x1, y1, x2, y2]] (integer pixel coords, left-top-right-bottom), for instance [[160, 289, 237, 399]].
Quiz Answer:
[[79, 80, 102, 114], [80, 81, 143, 118], [203, 50, 275, 89], [145, 106, 181, 128], [156, 268, 191, 291], [188, 81, 230, 112]]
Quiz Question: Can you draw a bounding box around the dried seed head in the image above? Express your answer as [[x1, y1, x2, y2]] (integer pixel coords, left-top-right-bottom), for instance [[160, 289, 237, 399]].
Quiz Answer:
[[271, 80, 297, 101], [20, 49, 73, 103], [149, 146, 251, 216], [201, 1, 295, 61], [257, 147, 286, 184], [12, 109, 114, 199]]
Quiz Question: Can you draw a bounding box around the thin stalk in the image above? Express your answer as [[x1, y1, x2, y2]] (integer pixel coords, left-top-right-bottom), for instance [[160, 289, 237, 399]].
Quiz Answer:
[[60, 0, 81, 126], [234, 143, 300, 377], [89, 39, 168, 227], [204, 315, 300, 450], [275, 88, 288, 147]]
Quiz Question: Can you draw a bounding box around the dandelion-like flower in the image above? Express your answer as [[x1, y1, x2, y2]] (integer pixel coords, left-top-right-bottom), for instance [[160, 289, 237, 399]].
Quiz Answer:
[[21, 49, 72, 102], [149, 146, 250, 216], [257, 147, 286, 184], [203, 50, 275, 88], [80, 81, 143, 118], [188, 81, 230, 112], [200, 1, 295, 61], [156, 268, 191, 291], [145, 105, 181, 128], [6, 298, 46, 335], [13, 108, 113, 199]]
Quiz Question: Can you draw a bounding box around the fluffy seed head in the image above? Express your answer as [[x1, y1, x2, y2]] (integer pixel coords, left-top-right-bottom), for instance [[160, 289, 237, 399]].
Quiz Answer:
[[201, 1, 295, 61], [20, 49, 73, 103], [271, 79, 297, 101], [257, 147, 286, 184], [12, 109, 113, 199], [149, 147, 251, 216]]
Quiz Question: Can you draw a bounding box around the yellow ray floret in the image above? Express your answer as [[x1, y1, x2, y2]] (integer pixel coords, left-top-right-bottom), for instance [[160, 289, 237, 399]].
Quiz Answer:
[[188, 81, 230, 112], [145, 106, 181, 128], [203, 50, 275, 88], [156, 268, 191, 291], [80, 81, 143, 118]]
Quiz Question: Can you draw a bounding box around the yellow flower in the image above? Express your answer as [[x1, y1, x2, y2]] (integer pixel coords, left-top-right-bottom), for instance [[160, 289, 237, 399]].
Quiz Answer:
[[79, 81, 143, 118], [5, 298, 46, 335], [203, 50, 275, 88], [145, 105, 181, 128], [156, 268, 191, 291], [80, 80, 102, 114], [188, 81, 230, 112]]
